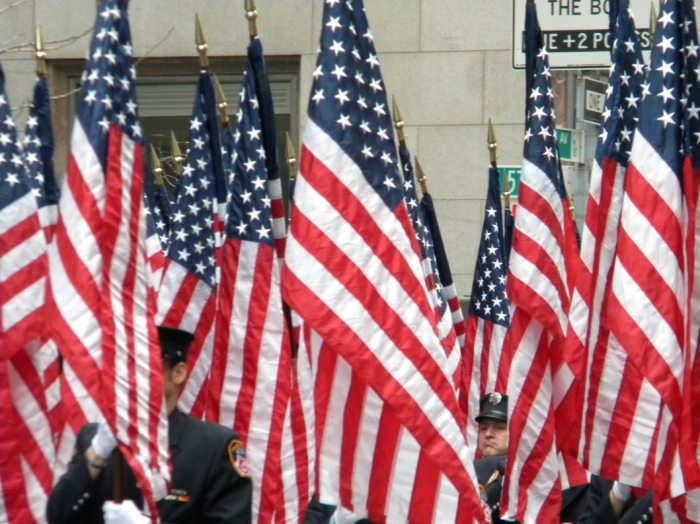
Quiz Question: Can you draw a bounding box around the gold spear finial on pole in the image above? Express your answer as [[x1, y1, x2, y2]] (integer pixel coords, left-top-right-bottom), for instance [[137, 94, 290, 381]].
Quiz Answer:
[[649, 2, 658, 42], [245, 0, 258, 41], [414, 156, 429, 195], [392, 95, 407, 146], [171, 131, 184, 177], [285, 132, 297, 180], [487, 118, 498, 167], [149, 144, 164, 187], [195, 14, 209, 70], [488, 118, 510, 209], [36, 26, 47, 76], [213, 74, 229, 128]]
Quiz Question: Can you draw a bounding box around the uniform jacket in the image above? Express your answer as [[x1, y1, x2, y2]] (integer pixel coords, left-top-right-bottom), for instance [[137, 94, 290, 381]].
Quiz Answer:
[[46, 408, 252, 524], [474, 456, 589, 524], [576, 475, 652, 524]]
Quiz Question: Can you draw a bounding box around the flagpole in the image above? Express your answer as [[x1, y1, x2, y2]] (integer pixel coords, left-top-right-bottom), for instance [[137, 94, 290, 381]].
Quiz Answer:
[[284, 133, 299, 359], [171, 131, 184, 177], [195, 14, 209, 71], [391, 96, 430, 195], [213, 74, 230, 129], [245, 0, 258, 41], [414, 156, 429, 196], [489, 118, 509, 209]]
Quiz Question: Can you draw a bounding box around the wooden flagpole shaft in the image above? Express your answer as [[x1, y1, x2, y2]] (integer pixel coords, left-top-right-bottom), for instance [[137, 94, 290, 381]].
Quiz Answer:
[[112, 448, 125, 502]]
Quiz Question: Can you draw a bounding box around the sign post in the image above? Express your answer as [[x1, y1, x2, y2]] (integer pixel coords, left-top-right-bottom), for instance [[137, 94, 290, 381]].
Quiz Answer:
[[512, 0, 653, 69], [583, 76, 607, 124]]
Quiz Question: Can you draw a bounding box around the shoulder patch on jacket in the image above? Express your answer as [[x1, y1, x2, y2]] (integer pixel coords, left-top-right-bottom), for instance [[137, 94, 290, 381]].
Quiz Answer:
[[228, 440, 250, 478]]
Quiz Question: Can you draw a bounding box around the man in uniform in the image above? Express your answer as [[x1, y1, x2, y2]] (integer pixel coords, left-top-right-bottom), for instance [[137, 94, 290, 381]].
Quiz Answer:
[[577, 476, 653, 524], [46, 327, 253, 524], [473, 392, 589, 523]]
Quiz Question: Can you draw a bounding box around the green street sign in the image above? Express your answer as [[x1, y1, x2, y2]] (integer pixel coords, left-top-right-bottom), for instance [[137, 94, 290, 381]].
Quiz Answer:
[[555, 127, 584, 163], [497, 166, 521, 197]]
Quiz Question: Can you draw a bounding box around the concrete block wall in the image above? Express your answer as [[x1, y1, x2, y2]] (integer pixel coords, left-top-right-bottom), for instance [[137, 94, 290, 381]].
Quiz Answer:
[[2, 0, 527, 297]]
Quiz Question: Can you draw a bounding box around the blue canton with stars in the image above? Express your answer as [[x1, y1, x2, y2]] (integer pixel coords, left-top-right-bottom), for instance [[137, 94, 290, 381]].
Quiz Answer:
[[310, 0, 401, 210], [524, 2, 563, 194], [468, 166, 509, 327], [400, 146, 447, 314], [23, 77, 60, 210], [595, 0, 646, 168], [635, 0, 700, 175], [166, 74, 219, 289], [225, 54, 274, 248], [680, 0, 700, 169], [79, 0, 143, 172], [0, 65, 32, 211], [421, 193, 458, 303]]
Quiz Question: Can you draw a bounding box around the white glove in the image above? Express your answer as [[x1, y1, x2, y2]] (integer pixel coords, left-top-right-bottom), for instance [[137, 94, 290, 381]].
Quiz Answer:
[[612, 481, 632, 502], [103, 500, 150, 524], [91, 421, 117, 460]]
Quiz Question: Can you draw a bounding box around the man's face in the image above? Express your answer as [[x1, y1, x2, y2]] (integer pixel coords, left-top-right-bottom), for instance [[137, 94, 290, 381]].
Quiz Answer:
[[478, 417, 508, 457]]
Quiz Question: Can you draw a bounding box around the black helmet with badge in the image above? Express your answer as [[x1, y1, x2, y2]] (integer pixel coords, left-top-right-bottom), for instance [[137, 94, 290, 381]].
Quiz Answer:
[[475, 392, 508, 423], [158, 326, 195, 364]]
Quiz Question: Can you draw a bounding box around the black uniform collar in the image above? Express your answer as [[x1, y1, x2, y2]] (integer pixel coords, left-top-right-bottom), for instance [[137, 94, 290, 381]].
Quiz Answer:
[[168, 408, 187, 457]]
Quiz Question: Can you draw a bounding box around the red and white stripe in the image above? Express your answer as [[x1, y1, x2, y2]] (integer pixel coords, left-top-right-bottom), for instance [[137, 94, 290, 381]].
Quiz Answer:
[[501, 158, 568, 522], [207, 236, 291, 524], [606, 131, 685, 500], [282, 119, 484, 522], [0, 186, 54, 522], [156, 259, 216, 418], [570, 155, 663, 487], [275, 321, 315, 523]]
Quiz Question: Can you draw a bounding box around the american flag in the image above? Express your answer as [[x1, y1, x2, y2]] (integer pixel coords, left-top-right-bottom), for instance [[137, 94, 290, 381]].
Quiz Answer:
[[0, 62, 52, 524], [421, 192, 467, 352], [500, 2, 574, 519], [281, 0, 484, 521], [602, 0, 700, 516], [156, 72, 225, 419], [206, 38, 292, 524], [23, 73, 63, 437], [46, 0, 169, 515], [566, 0, 659, 488], [461, 165, 510, 455], [152, 183, 172, 250]]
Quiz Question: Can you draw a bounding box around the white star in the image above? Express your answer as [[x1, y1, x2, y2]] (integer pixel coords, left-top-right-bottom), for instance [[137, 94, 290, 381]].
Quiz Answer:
[[619, 72, 630, 86], [241, 190, 252, 203], [486, 207, 496, 217], [312, 89, 325, 104], [357, 96, 368, 109], [656, 60, 675, 77], [177, 248, 190, 262], [383, 176, 396, 189], [538, 125, 552, 139], [313, 65, 323, 79], [26, 116, 37, 129], [248, 127, 261, 141], [331, 65, 347, 80], [104, 51, 116, 64], [250, 97, 259, 110], [688, 103, 700, 120], [131, 122, 142, 137], [190, 117, 202, 131], [5, 173, 18, 186], [335, 89, 350, 105], [620, 126, 632, 142], [657, 35, 675, 53], [326, 16, 342, 31], [196, 158, 208, 171], [248, 208, 261, 222], [380, 151, 393, 165], [361, 145, 373, 158], [175, 228, 189, 242], [658, 86, 675, 103], [195, 262, 207, 274], [360, 121, 371, 134], [658, 110, 675, 127], [184, 184, 196, 197], [524, 128, 533, 142], [624, 39, 636, 52], [532, 106, 547, 120], [244, 159, 257, 172], [530, 87, 541, 100], [543, 146, 555, 159], [236, 222, 248, 235], [640, 82, 652, 99], [377, 127, 389, 141], [85, 90, 97, 105], [366, 53, 379, 69], [657, 10, 675, 29], [632, 60, 645, 76], [252, 177, 266, 190], [373, 102, 386, 117], [172, 210, 185, 223], [369, 78, 383, 93], [337, 114, 351, 129], [687, 42, 700, 57], [329, 40, 345, 56], [256, 225, 271, 239], [625, 93, 639, 109], [98, 117, 110, 133], [193, 137, 205, 150], [188, 202, 201, 216], [355, 72, 365, 85]]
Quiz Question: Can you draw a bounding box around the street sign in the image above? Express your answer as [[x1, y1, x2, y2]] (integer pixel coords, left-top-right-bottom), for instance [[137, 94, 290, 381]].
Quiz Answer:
[[512, 0, 653, 69], [556, 127, 585, 163], [497, 166, 521, 197], [583, 76, 608, 124]]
